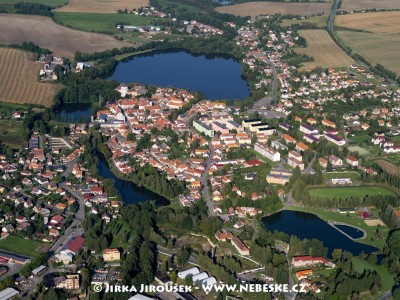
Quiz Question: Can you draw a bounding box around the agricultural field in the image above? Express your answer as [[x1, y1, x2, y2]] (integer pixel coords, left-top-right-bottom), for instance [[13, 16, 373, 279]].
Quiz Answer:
[[375, 159, 400, 175], [336, 12, 400, 74], [295, 30, 354, 69], [0, 47, 62, 107], [336, 11, 400, 34], [53, 12, 155, 34], [215, 2, 332, 17], [55, 0, 147, 13], [0, 0, 66, 12], [0, 14, 130, 58], [339, 0, 400, 12], [281, 15, 327, 28], [0, 236, 43, 257], [308, 186, 396, 199]]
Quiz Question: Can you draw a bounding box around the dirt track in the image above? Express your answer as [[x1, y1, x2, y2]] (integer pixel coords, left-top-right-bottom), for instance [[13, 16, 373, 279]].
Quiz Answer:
[[0, 14, 130, 58]]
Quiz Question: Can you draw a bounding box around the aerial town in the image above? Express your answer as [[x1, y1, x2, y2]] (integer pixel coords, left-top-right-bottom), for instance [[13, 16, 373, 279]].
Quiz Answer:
[[0, 0, 400, 300]]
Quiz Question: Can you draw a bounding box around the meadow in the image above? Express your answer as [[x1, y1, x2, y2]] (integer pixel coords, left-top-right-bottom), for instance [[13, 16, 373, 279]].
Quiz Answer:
[[0, 47, 62, 107], [294, 30, 354, 69], [53, 12, 155, 34], [0, 0, 66, 12], [280, 15, 327, 28], [215, 1, 332, 17], [0, 14, 130, 58]]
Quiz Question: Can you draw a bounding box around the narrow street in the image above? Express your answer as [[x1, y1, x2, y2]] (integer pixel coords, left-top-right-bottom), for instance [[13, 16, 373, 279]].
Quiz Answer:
[[201, 141, 216, 216], [24, 158, 86, 297]]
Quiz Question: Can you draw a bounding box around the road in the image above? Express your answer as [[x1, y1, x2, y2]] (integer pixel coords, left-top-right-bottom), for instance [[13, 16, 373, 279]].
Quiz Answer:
[[268, 57, 278, 103], [25, 158, 86, 297], [201, 142, 216, 216]]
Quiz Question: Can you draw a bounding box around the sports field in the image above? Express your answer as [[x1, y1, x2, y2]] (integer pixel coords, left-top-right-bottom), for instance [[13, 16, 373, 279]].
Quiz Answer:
[[339, 0, 400, 12], [0, 47, 62, 107], [0, 14, 130, 58], [215, 2, 332, 17], [53, 12, 155, 34], [295, 30, 354, 69], [55, 0, 147, 13], [309, 186, 396, 199], [0, 235, 43, 257], [336, 12, 400, 74]]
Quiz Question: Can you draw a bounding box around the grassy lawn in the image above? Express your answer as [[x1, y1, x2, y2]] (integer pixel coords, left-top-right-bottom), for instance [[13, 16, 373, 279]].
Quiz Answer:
[[0, 235, 43, 257], [0, 120, 24, 149], [53, 12, 156, 34], [352, 256, 395, 291], [323, 171, 361, 181], [308, 186, 396, 199], [349, 134, 371, 144], [288, 206, 389, 249]]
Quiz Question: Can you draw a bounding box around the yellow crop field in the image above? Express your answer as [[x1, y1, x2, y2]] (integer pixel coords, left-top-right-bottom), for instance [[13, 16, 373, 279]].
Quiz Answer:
[[215, 2, 332, 17], [0, 47, 62, 106], [295, 30, 354, 69], [336, 11, 400, 74], [339, 0, 400, 12], [336, 11, 400, 34], [55, 0, 148, 13]]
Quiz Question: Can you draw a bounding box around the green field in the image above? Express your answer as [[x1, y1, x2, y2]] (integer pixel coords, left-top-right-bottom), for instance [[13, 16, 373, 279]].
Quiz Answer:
[[53, 12, 156, 34], [0, 235, 43, 257], [324, 171, 361, 181], [0, 0, 66, 11], [337, 31, 400, 75], [0, 120, 24, 149], [309, 186, 396, 199], [352, 257, 395, 291], [288, 206, 389, 248], [281, 15, 327, 28]]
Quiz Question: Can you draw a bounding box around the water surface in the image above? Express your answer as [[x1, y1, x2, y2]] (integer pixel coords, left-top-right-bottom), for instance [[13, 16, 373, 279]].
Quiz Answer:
[[263, 210, 377, 257], [108, 50, 250, 100]]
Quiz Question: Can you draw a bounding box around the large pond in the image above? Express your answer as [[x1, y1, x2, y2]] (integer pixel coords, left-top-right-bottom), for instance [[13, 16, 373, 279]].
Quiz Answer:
[[59, 103, 92, 123], [108, 50, 250, 100], [98, 155, 169, 206], [263, 210, 378, 257], [335, 224, 365, 239]]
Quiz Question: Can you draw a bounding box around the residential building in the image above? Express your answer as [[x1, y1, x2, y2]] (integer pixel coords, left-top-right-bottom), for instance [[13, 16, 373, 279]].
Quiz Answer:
[[193, 120, 214, 137], [254, 142, 280, 161], [103, 248, 121, 262], [55, 274, 80, 290]]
